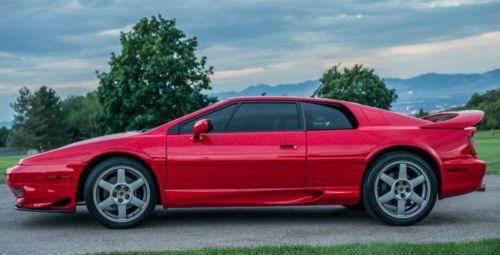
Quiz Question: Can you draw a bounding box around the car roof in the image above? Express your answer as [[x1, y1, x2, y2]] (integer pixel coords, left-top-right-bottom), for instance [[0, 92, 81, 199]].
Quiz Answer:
[[221, 96, 354, 105]]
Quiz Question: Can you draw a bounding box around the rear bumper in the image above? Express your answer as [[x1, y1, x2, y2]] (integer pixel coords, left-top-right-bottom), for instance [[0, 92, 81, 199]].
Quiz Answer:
[[5, 164, 78, 211], [441, 158, 486, 198]]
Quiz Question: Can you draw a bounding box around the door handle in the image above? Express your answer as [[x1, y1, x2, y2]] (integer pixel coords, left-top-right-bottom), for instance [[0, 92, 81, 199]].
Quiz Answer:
[[280, 144, 298, 149]]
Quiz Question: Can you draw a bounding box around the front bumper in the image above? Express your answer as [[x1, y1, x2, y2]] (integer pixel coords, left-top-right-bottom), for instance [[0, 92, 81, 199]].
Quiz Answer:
[[441, 158, 486, 198], [5, 164, 80, 211]]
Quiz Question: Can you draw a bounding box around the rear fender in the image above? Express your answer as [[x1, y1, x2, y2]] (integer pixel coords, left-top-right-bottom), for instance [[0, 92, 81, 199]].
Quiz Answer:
[[365, 140, 444, 197]]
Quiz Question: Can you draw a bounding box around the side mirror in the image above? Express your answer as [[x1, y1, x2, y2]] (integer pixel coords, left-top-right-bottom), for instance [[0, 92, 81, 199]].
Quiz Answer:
[[192, 119, 211, 141]]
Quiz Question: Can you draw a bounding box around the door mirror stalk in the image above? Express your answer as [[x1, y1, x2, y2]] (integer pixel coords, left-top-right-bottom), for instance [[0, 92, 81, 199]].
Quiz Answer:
[[192, 119, 211, 141]]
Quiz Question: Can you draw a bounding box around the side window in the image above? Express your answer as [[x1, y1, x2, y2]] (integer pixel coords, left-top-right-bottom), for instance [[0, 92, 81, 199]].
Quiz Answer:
[[180, 104, 237, 134], [303, 102, 355, 130], [226, 103, 300, 132]]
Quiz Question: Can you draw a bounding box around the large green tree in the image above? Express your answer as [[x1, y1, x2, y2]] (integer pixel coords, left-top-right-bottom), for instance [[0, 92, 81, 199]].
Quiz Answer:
[[315, 64, 398, 110], [97, 15, 216, 133]]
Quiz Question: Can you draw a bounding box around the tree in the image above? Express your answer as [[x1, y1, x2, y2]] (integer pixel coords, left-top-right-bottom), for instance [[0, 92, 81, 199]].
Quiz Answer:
[[316, 64, 398, 109], [96, 15, 216, 133], [455, 88, 500, 130], [415, 108, 429, 118], [9, 86, 65, 151], [29, 86, 65, 150], [0, 127, 9, 147], [62, 92, 101, 142], [8, 87, 34, 149]]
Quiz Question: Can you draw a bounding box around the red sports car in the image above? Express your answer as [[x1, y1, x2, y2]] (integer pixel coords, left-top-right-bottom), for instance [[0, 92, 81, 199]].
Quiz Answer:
[[5, 97, 486, 228]]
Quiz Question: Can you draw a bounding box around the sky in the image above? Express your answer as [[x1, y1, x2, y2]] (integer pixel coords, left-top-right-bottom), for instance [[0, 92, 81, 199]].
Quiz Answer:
[[1, 0, 500, 121]]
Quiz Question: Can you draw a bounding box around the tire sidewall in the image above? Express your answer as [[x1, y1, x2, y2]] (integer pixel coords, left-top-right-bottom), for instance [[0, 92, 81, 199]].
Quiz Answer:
[[84, 157, 157, 229], [362, 152, 438, 226]]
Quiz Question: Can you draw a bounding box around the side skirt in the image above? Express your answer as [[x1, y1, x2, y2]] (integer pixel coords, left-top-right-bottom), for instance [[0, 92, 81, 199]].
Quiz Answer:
[[164, 187, 359, 208]]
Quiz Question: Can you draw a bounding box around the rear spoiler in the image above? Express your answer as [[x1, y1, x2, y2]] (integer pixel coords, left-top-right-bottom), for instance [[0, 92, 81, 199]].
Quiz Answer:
[[420, 110, 484, 129]]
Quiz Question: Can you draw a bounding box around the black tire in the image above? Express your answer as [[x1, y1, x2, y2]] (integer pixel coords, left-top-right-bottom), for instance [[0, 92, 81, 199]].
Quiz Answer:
[[84, 157, 157, 229], [362, 152, 437, 226], [342, 203, 365, 211]]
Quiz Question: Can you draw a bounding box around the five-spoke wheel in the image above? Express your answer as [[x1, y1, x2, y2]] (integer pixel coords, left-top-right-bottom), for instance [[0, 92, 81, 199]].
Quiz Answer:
[[85, 157, 157, 228], [363, 152, 437, 225]]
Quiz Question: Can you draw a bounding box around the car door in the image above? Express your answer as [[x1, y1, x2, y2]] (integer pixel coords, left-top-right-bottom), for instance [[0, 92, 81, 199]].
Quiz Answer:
[[166, 101, 306, 189], [302, 102, 364, 188]]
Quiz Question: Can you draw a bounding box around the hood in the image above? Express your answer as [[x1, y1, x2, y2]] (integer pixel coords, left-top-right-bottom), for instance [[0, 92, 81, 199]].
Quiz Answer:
[[20, 132, 140, 165], [61, 132, 140, 148]]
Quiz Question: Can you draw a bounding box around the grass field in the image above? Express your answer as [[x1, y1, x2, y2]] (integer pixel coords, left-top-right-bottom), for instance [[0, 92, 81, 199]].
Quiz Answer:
[[91, 238, 500, 255], [0, 131, 498, 183], [0, 155, 23, 183], [474, 131, 500, 174]]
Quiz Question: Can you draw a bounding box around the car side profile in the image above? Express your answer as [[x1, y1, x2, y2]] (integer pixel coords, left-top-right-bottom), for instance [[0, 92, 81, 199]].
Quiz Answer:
[[5, 97, 486, 228]]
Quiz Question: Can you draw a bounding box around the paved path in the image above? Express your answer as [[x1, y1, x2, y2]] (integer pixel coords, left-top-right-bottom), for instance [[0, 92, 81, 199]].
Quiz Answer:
[[1, 176, 499, 255]]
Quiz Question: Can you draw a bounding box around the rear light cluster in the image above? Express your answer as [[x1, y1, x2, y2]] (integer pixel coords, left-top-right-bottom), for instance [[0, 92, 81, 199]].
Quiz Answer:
[[468, 135, 477, 156]]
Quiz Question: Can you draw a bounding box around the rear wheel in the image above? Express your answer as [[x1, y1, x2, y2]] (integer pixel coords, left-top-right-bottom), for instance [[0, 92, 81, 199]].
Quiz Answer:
[[362, 152, 437, 226], [84, 157, 157, 228]]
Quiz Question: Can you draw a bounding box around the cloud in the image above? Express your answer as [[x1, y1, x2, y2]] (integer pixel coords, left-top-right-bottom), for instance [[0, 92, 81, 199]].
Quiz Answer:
[[0, 68, 17, 75], [378, 31, 500, 57], [420, 0, 498, 9], [63, 0, 84, 10], [315, 14, 364, 25], [37, 58, 105, 70], [95, 24, 134, 37], [0, 0, 499, 119], [212, 60, 304, 80], [0, 79, 98, 94], [212, 67, 265, 79]]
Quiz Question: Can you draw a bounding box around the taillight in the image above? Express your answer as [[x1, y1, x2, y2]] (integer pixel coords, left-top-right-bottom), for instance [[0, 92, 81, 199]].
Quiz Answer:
[[468, 135, 477, 156]]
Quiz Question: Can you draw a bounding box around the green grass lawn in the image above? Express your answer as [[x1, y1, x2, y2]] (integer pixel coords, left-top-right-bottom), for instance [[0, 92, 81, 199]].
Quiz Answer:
[[475, 131, 500, 174], [91, 238, 500, 255], [0, 155, 24, 183], [0, 130, 498, 183]]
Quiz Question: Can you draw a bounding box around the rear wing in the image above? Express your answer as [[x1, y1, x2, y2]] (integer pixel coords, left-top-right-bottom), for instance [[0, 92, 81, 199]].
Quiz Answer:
[[420, 110, 484, 129]]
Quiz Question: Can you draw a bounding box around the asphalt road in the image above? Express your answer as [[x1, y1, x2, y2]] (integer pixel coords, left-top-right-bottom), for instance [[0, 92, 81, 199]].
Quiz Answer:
[[1, 176, 499, 255]]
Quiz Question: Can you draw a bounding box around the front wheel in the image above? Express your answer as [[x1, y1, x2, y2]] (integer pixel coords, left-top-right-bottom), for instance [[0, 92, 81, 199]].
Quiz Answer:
[[84, 157, 157, 229], [362, 152, 437, 226]]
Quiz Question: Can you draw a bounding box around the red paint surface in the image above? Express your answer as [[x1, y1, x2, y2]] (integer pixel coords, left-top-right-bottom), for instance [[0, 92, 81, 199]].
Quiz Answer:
[[5, 97, 486, 211]]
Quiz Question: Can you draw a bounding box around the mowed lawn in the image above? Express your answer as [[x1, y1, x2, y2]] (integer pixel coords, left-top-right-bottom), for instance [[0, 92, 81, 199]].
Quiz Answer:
[[0, 130, 498, 183], [0, 155, 24, 183], [92, 238, 500, 255], [475, 131, 500, 174]]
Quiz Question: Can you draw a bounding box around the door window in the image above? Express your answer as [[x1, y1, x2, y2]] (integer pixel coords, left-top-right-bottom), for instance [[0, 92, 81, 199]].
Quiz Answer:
[[226, 103, 300, 132], [180, 104, 237, 134], [303, 102, 355, 130]]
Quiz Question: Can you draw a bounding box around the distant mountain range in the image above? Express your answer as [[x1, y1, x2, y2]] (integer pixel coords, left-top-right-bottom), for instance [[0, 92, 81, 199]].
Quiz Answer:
[[210, 69, 500, 115]]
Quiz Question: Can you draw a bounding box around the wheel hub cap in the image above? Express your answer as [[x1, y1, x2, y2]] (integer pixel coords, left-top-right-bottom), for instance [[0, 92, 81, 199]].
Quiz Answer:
[[394, 180, 412, 199]]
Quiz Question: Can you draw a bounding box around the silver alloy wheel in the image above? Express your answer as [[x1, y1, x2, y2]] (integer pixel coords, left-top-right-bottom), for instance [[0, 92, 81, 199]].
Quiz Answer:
[[374, 160, 431, 219], [92, 166, 151, 223]]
